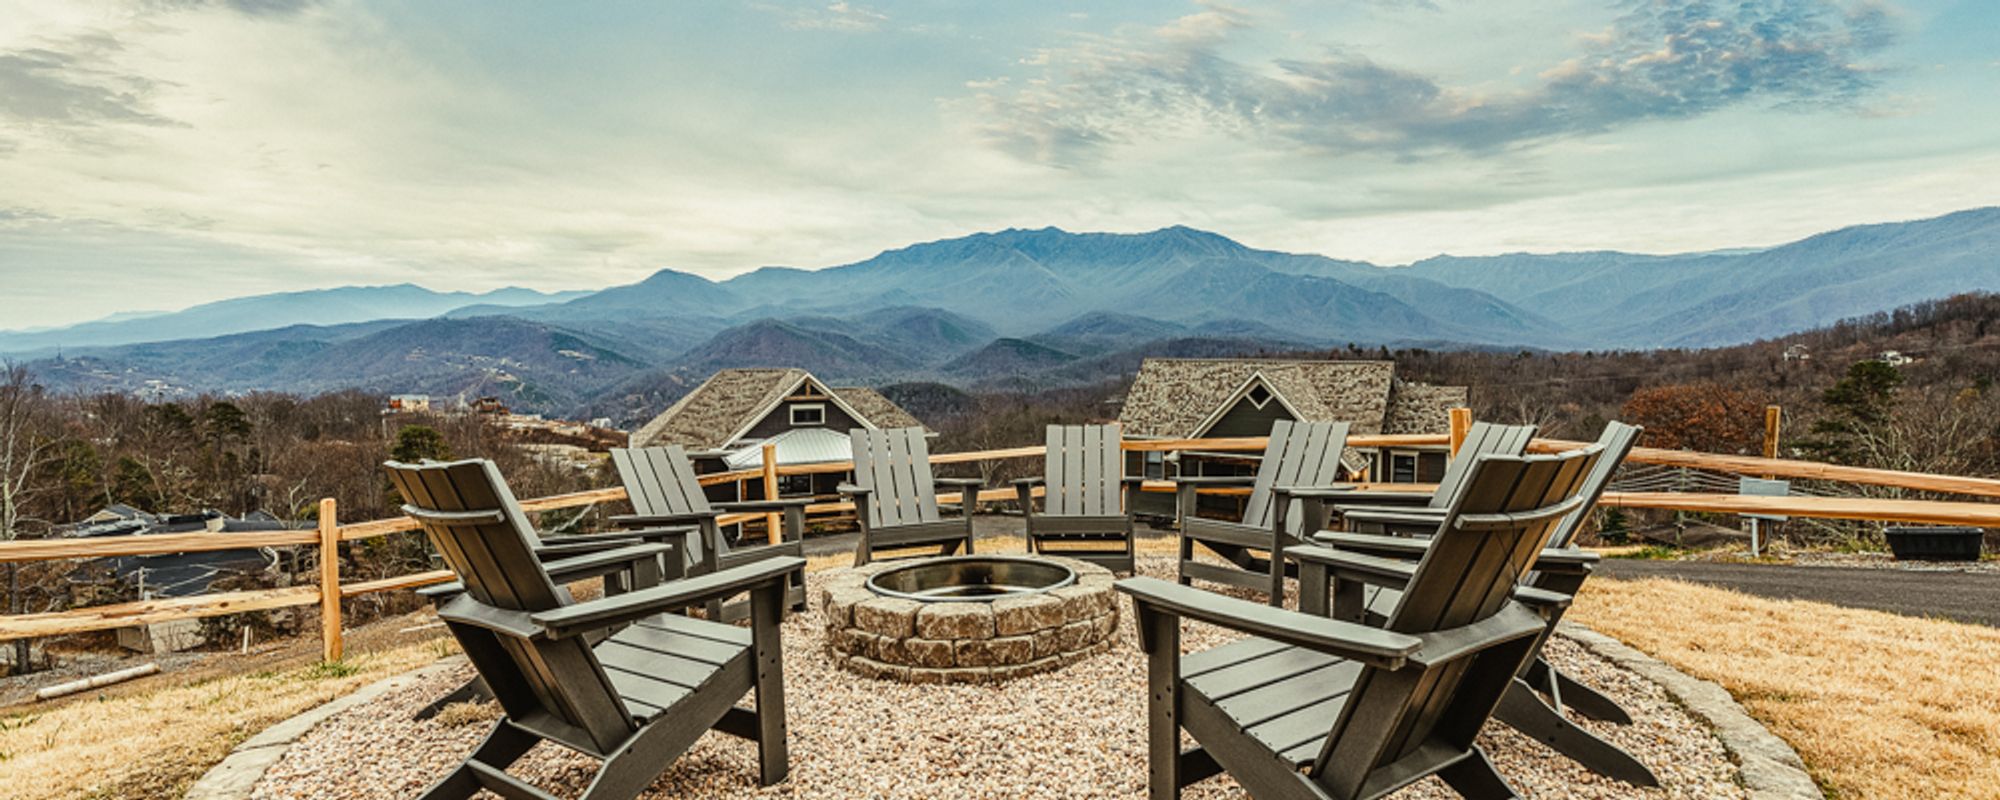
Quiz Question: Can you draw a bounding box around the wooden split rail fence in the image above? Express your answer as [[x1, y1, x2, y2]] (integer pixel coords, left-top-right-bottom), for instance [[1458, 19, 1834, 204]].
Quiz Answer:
[[2, 417, 1997, 662]]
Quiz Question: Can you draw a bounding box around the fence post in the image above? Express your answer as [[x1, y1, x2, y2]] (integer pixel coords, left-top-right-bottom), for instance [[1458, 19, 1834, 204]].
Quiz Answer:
[[1763, 405, 1783, 462], [761, 443, 781, 546], [1448, 407, 1472, 456], [318, 497, 342, 663]]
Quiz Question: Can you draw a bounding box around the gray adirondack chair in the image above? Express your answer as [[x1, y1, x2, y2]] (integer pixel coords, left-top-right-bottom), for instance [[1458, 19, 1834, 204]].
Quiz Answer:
[[609, 445, 811, 621], [1118, 443, 1607, 800], [839, 427, 984, 566], [1305, 421, 1656, 787], [1014, 424, 1142, 573], [1175, 419, 1350, 604], [410, 472, 693, 721], [386, 458, 799, 800], [1311, 422, 1538, 533]]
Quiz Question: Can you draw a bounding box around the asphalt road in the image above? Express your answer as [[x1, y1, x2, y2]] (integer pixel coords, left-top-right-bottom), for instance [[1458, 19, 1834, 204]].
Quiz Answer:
[[1597, 559, 2000, 627]]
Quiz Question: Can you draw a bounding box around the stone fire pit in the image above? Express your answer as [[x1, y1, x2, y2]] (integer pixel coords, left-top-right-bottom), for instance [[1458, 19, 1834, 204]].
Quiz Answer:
[[819, 555, 1118, 683]]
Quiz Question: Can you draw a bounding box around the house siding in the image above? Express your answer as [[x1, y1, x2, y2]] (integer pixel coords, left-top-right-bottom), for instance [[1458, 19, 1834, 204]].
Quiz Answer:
[[1204, 396, 1298, 437], [740, 400, 865, 442]]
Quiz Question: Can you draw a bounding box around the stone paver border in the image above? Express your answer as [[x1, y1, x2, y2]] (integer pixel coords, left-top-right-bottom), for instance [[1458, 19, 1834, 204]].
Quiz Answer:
[[1560, 622, 1823, 800]]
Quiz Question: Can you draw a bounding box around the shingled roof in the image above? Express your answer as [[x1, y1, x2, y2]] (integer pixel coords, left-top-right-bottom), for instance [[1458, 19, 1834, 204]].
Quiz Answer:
[[1117, 358, 1466, 440], [631, 368, 929, 451]]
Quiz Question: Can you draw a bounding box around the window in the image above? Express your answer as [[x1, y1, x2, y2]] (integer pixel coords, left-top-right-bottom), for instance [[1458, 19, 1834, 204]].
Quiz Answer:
[[789, 403, 825, 426], [1143, 451, 1165, 480], [780, 475, 813, 495], [1417, 452, 1448, 483], [1388, 451, 1419, 483], [1246, 383, 1273, 409]]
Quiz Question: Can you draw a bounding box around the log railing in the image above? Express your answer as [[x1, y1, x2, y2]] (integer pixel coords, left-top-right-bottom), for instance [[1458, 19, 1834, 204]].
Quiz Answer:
[[1, 427, 1994, 662]]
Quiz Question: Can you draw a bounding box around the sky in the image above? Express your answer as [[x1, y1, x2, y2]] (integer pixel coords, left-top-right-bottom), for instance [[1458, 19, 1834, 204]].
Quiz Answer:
[[1, 0, 1997, 329]]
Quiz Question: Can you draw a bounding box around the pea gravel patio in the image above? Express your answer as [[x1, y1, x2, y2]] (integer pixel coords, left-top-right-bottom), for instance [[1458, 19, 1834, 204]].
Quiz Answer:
[[249, 555, 1747, 799]]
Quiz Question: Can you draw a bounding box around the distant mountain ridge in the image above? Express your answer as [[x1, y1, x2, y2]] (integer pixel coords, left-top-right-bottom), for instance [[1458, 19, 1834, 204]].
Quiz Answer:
[[0, 283, 588, 354], [15, 208, 2000, 422]]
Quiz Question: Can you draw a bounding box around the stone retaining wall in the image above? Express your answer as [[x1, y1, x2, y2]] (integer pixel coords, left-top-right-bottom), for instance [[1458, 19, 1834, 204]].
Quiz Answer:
[[818, 557, 1120, 683]]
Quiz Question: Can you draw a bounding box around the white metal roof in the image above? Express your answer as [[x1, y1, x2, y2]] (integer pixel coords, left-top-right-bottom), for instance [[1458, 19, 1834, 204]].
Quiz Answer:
[[722, 427, 855, 470]]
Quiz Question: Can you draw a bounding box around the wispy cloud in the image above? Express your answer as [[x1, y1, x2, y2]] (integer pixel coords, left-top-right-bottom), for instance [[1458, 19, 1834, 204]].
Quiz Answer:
[[972, 0, 1900, 166], [763, 1, 888, 33], [0, 38, 178, 140]]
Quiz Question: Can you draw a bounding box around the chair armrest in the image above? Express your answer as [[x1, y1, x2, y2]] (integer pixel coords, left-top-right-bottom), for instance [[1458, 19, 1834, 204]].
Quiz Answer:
[[1534, 547, 1601, 568], [541, 543, 676, 584], [713, 498, 814, 511], [532, 556, 807, 639], [1404, 602, 1547, 668], [1287, 546, 1417, 589], [1312, 531, 1434, 559], [934, 477, 985, 488], [1121, 475, 1148, 485], [1115, 576, 1420, 669], [836, 483, 872, 496], [611, 511, 716, 527], [1171, 475, 1257, 486], [1010, 476, 1045, 486], [1510, 585, 1573, 613], [1336, 506, 1448, 530], [1269, 485, 1363, 499], [1305, 487, 1437, 502]]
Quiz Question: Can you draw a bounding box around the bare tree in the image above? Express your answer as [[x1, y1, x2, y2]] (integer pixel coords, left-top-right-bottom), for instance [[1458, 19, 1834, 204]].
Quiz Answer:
[[1, 364, 58, 672]]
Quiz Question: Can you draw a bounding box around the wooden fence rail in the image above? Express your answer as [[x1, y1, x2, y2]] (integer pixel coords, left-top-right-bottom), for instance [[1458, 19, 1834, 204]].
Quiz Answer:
[[2, 430, 1995, 660]]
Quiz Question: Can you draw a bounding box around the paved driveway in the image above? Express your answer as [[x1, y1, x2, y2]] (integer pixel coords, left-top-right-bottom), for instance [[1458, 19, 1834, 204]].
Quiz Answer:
[[1598, 559, 2000, 627]]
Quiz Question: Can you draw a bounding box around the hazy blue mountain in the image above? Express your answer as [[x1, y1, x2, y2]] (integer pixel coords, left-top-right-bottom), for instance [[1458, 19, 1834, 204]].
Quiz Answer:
[[33, 316, 649, 410], [1398, 207, 2000, 346], [1027, 312, 1187, 356], [19, 208, 2000, 415], [778, 306, 998, 364], [673, 318, 925, 381], [941, 337, 1081, 379], [1, 284, 586, 355]]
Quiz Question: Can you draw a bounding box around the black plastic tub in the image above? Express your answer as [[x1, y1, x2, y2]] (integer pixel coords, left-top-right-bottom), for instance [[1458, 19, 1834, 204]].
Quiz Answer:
[[1883, 526, 1986, 562]]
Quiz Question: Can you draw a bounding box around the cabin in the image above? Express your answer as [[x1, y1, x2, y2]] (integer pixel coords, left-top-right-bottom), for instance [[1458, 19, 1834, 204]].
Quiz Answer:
[[1117, 358, 1468, 515], [629, 368, 929, 501]]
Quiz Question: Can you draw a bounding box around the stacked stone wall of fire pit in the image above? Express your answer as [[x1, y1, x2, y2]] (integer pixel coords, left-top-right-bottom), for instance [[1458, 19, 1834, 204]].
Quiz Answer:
[[819, 556, 1119, 684]]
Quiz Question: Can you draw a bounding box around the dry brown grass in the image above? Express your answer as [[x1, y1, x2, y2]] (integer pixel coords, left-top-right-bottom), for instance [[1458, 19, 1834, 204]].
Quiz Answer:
[[0, 631, 453, 800], [1570, 577, 2000, 800]]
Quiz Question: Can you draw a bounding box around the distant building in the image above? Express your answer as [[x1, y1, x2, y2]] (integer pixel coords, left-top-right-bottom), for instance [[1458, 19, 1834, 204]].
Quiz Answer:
[[1118, 358, 1468, 515], [1878, 350, 1915, 367], [472, 396, 510, 415], [630, 368, 929, 500], [1783, 344, 1812, 362], [385, 394, 432, 413]]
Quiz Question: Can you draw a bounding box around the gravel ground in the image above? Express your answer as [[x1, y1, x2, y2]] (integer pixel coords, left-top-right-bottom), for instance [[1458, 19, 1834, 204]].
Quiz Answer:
[[252, 556, 1745, 799]]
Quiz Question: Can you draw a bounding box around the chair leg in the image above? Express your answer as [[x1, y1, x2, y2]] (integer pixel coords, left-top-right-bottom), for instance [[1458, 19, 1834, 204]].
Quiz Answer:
[[1437, 747, 1519, 800], [419, 720, 540, 800], [1495, 680, 1659, 787], [1530, 659, 1633, 724], [752, 579, 791, 786], [413, 676, 491, 721], [1176, 534, 1195, 586]]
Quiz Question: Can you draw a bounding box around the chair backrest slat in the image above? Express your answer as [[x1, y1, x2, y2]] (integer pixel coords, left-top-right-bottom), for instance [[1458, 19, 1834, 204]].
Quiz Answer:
[[1425, 422, 1538, 510], [851, 428, 941, 527], [1045, 424, 1124, 516], [385, 459, 635, 753], [611, 445, 721, 561], [613, 446, 708, 517], [1242, 420, 1350, 532], [1310, 445, 1604, 791], [1544, 421, 1642, 550]]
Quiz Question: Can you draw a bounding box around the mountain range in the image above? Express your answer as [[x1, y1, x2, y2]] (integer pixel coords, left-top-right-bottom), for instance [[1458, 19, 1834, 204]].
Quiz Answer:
[[12, 207, 1999, 424]]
